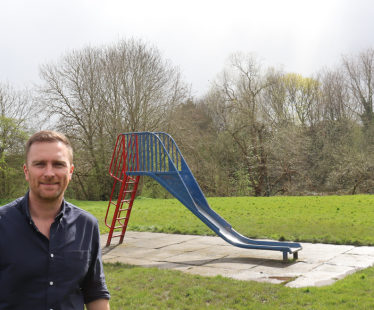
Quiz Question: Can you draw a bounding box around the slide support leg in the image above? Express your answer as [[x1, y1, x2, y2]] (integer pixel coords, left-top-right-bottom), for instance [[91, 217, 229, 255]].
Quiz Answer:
[[283, 251, 288, 263]]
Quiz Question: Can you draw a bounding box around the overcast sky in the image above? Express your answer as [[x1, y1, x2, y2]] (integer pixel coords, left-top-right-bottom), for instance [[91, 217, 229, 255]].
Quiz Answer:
[[1, 0, 374, 96]]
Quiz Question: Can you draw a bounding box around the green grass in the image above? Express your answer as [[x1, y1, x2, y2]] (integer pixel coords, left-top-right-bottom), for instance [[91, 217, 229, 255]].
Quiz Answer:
[[3, 195, 374, 309], [104, 262, 374, 309], [68, 195, 374, 246]]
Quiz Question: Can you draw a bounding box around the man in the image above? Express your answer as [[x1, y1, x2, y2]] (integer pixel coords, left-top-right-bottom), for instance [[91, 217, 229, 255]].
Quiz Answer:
[[0, 131, 110, 310]]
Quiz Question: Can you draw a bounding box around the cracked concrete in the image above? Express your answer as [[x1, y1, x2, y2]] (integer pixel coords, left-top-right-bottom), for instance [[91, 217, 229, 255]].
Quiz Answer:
[[100, 232, 374, 287]]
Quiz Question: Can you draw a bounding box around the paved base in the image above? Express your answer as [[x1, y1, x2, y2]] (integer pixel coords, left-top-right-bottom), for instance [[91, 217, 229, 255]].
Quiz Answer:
[[100, 232, 374, 287]]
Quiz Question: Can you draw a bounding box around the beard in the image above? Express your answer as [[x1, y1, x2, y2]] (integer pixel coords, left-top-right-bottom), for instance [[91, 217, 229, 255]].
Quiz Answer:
[[38, 187, 63, 200], [35, 177, 65, 201]]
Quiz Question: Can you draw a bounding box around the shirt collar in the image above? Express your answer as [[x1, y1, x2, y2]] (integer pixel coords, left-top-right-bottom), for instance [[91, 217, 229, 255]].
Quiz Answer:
[[22, 191, 66, 221]]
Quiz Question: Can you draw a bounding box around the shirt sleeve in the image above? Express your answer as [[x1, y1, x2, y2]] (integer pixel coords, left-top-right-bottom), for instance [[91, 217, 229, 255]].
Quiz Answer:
[[81, 220, 110, 304]]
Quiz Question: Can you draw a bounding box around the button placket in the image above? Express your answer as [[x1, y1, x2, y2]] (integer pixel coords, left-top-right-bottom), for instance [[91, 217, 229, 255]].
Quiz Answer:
[[47, 220, 59, 309]]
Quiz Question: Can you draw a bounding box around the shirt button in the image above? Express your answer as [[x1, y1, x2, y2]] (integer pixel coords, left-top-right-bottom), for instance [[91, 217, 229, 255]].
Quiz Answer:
[[51, 254, 54, 258], [50, 281, 53, 286]]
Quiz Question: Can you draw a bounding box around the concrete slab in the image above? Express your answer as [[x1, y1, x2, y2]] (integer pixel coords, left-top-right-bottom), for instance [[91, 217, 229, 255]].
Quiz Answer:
[[327, 254, 374, 268], [197, 245, 243, 256], [102, 254, 120, 262], [125, 248, 185, 260], [105, 246, 159, 259], [120, 238, 182, 249], [296, 244, 354, 264], [251, 261, 320, 277], [163, 252, 224, 266], [101, 231, 374, 287], [311, 263, 357, 279], [230, 270, 286, 284], [184, 236, 230, 246], [286, 264, 358, 288], [105, 256, 154, 266], [205, 256, 267, 270], [184, 266, 242, 278], [286, 277, 336, 288], [149, 234, 202, 243], [161, 242, 214, 252], [225, 249, 285, 261], [346, 247, 374, 255], [123, 231, 171, 239], [140, 262, 194, 271], [100, 234, 108, 246]]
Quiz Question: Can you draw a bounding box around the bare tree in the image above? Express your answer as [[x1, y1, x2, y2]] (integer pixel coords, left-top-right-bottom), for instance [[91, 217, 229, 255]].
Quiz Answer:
[[36, 38, 190, 200], [318, 66, 353, 122], [0, 80, 35, 198], [264, 72, 322, 127], [101, 38, 190, 139], [342, 47, 374, 134], [326, 141, 374, 195], [205, 52, 282, 196]]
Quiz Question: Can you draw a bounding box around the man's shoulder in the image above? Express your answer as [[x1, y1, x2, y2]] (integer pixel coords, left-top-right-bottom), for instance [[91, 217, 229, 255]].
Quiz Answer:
[[0, 197, 24, 216], [64, 200, 99, 225]]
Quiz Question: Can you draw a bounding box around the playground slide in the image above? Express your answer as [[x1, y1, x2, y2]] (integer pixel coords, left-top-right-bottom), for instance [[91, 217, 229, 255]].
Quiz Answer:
[[118, 132, 302, 261]]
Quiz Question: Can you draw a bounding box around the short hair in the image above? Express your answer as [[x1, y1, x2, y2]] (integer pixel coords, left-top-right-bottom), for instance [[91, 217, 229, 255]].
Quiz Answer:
[[25, 131, 73, 165]]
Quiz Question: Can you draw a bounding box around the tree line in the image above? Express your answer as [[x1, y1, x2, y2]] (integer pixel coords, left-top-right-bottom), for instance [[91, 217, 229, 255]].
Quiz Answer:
[[1, 38, 374, 200]]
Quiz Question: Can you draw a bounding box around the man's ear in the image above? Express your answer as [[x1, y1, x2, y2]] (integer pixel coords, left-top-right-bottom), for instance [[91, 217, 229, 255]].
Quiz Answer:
[[69, 164, 74, 180], [23, 164, 29, 181]]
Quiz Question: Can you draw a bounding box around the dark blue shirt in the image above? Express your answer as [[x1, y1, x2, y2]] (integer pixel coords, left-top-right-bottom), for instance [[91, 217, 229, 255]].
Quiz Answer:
[[0, 192, 110, 310]]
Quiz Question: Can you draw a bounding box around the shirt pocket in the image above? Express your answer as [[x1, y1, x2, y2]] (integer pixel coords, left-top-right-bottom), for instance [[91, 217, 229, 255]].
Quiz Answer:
[[64, 250, 91, 287]]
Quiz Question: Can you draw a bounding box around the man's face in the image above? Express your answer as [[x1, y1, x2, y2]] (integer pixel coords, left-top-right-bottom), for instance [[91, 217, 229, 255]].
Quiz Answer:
[[23, 141, 74, 202]]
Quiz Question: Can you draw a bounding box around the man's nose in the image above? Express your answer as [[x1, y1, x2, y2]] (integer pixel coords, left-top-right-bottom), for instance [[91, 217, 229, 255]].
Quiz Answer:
[[44, 164, 56, 177]]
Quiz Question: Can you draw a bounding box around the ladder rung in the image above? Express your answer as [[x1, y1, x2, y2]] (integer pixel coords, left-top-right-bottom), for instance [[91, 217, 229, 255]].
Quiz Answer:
[[123, 190, 135, 193], [111, 177, 124, 183], [113, 225, 123, 229], [116, 216, 128, 220], [109, 199, 130, 206], [119, 208, 129, 211]]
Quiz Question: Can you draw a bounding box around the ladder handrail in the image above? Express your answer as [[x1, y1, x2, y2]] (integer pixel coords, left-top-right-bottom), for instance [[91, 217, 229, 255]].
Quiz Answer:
[[105, 134, 140, 246]]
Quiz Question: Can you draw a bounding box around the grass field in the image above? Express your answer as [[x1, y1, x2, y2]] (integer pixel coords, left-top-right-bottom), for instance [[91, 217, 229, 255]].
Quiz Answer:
[[69, 194, 374, 246], [103, 262, 374, 309], [3, 195, 374, 309]]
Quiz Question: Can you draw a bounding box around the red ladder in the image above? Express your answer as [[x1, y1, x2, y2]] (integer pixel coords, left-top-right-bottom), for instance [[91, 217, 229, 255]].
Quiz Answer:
[[105, 134, 141, 246]]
